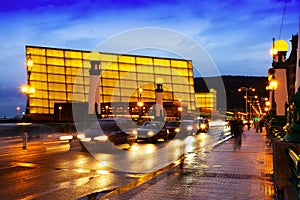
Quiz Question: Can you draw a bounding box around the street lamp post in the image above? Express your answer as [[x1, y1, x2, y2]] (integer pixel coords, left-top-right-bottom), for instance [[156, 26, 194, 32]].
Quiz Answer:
[[16, 106, 20, 119], [238, 87, 255, 122], [269, 77, 278, 118], [58, 106, 62, 121], [21, 53, 35, 115]]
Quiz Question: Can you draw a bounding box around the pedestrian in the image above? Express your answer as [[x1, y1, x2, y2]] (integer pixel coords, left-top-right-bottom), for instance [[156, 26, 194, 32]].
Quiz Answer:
[[254, 119, 260, 133], [230, 118, 244, 150], [259, 118, 264, 132]]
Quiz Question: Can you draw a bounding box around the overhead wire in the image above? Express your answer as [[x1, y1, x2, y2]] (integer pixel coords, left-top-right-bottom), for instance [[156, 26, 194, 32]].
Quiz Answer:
[[278, 0, 287, 39]]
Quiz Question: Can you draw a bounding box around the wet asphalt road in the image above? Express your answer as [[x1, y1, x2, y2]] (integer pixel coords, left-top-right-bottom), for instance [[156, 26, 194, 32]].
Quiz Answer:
[[0, 126, 229, 200]]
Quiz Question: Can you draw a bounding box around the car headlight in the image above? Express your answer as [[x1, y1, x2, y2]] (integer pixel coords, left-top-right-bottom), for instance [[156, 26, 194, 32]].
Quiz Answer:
[[131, 129, 137, 135], [81, 138, 92, 142], [187, 126, 193, 131], [200, 124, 206, 129], [59, 135, 73, 141], [77, 133, 86, 139], [148, 131, 155, 137], [175, 128, 180, 133], [94, 135, 108, 141]]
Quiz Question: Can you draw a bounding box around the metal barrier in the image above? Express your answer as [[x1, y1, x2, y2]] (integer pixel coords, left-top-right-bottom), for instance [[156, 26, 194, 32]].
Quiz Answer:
[[288, 148, 300, 199]]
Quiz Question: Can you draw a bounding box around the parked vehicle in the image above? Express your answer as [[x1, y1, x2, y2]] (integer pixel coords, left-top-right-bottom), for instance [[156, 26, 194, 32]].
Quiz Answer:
[[194, 118, 209, 133], [77, 118, 137, 151], [136, 121, 166, 143]]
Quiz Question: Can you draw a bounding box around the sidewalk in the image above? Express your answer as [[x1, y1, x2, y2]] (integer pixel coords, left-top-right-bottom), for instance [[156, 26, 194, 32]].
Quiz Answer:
[[103, 128, 275, 200]]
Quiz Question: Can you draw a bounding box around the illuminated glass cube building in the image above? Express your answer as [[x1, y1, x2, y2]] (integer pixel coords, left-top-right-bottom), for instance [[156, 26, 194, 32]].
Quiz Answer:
[[24, 45, 200, 121]]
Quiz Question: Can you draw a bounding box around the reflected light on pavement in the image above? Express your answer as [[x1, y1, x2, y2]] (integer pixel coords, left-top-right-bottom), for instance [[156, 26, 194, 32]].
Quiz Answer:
[[97, 170, 109, 175]]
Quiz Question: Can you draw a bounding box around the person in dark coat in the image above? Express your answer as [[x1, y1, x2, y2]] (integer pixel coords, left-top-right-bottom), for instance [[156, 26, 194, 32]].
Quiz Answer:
[[259, 118, 264, 132], [230, 118, 244, 150]]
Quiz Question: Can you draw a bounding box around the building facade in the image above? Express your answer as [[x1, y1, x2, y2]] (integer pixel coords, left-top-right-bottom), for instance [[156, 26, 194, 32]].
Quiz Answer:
[[24, 45, 198, 121]]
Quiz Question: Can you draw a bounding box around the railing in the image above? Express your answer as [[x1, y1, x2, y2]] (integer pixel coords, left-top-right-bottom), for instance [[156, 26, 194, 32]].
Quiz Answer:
[[288, 148, 300, 198]]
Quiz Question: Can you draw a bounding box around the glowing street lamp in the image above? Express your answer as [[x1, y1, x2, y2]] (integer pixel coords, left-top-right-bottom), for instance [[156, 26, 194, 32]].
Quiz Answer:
[[59, 106, 62, 121], [22, 53, 35, 114], [269, 77, 278, 117]]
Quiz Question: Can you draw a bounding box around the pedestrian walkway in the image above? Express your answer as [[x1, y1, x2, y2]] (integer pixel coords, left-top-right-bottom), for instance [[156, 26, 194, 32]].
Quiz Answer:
[[103, 128, 275, 200]]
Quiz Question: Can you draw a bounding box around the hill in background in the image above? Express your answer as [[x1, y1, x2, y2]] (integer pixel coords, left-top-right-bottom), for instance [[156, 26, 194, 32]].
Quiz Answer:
[[194, 75, 269, 112]]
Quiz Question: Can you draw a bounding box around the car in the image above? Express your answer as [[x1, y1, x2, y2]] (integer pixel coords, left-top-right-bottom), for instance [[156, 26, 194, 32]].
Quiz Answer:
[[163, 121, 181, 139], [136, 121, 166, 143], [194, 118, 209, 133], [165, 120, 196, 139], [77, 118, 137, 151]]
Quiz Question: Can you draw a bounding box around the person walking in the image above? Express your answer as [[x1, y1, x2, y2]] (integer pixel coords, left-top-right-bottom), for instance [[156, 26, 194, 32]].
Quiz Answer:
[[259, 118, 264, 132], [230, 118, 244, 150], [254, 119, 260, 133]]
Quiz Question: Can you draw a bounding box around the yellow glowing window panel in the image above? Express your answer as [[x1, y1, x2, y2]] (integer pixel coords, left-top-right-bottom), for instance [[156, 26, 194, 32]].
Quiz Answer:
[[29, 98, 36, 106], [118, 55, 135, 64], [32, 55, 46, 65], [66, 76, 76, 84], [27, 47, 46, 56], [47, 66, 65, 74], [103, 95, 112, 102], [31, 81, 47, 91], [137, 65, 154, 73], [154, 66, 171, 75], [136, 57, 153, 65], [163, 91, 173, 101], [65, 51, 82, 59], [99, 54, 118, 62], [119, 80, 137, 89], [119, 71, 136, 81], [102, 79, 119, 87], [171, 60, 188, 68], [30, 108, 37, 114], [72, 85, 85, 93], [48, 83, 65, 91], [48, 74, 65, 83], [101, 70, 119, 79], [172, 68, 188, 77], [155, 75, 171, 83], [103, 87, 121, 96], [171, 76, 189, 84], [66, 94, 73, 101], [140, 90, 155, 99], [119, 63, 136, 72], [33, 64, 47, 73], [31, 73, 47, 81], [173, 85, 190, 92], [103, 62, 118, 71], [69, 59, 83, 67], [47, 57, 64, 66], [188, 69, 193, 76], [46, 49, 64, 57], [67, 85, 74, 92], [74, 77, 84, 85], [120, 88, 136, 96], [153, 58, 170, 66], [137, 73, 154, 81], [66, 67, 80, 75]]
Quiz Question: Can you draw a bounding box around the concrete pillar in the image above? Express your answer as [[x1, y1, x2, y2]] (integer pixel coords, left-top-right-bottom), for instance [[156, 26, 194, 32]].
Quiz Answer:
[[155, 78, 164, 119], [274, 69, 288, 116], [88, 61, 101, 115]]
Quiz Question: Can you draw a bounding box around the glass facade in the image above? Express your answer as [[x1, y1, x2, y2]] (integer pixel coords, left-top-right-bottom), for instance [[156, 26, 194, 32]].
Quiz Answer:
[[25, 46, 196, 117], [195, 89, 216, 113]]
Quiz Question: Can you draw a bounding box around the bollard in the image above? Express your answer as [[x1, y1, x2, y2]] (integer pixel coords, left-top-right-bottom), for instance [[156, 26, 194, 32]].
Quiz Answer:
[[23, 132, 28, 149]]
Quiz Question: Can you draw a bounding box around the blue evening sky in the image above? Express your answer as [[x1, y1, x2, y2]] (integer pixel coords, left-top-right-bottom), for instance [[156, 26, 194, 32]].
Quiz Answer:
[[0, 0, 299, 118]]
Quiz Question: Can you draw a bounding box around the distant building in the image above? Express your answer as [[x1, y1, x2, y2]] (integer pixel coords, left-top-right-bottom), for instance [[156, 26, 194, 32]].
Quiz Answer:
[[24, 45, 206, 121]]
